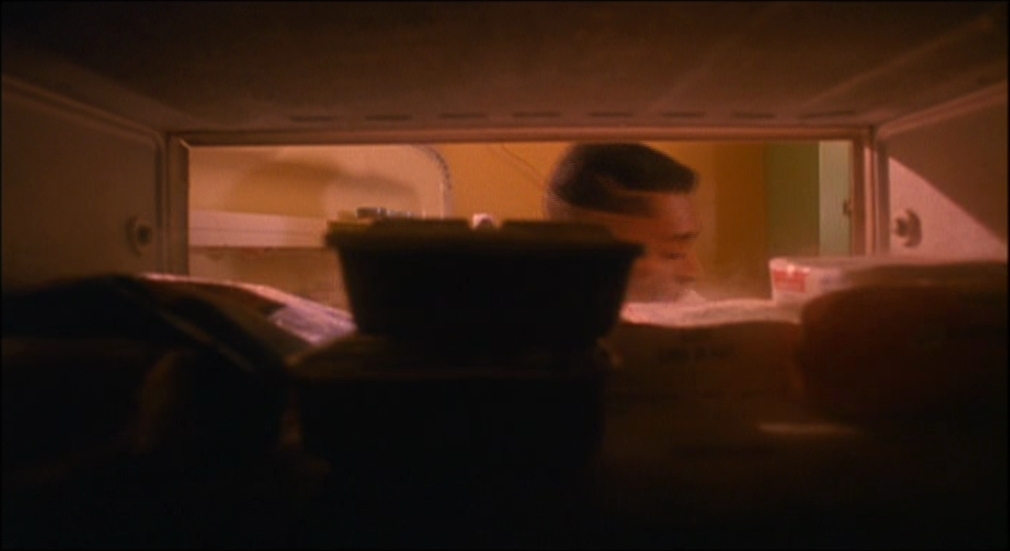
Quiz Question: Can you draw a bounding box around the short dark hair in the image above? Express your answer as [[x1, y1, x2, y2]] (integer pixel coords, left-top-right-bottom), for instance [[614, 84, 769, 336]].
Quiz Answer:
[[547, 143, 697, 216]]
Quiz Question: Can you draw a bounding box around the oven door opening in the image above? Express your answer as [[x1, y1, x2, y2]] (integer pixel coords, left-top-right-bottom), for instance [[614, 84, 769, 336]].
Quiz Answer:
[[183, 139, 856, 309]]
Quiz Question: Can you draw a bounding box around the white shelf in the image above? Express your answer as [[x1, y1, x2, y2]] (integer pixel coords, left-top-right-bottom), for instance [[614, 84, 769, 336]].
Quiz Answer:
[[189, 209, 329, 248]]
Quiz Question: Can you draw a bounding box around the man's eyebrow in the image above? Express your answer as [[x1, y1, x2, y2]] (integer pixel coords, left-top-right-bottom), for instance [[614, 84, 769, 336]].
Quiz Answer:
[[665, 231, 700, 240]]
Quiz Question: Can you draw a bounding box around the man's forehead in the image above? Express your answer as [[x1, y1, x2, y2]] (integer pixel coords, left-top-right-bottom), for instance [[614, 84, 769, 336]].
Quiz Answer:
[[610, 194, 700, 236], [642, 193, 698, 225], [545, 188, 700, 240], [612, 220, 699, 244]]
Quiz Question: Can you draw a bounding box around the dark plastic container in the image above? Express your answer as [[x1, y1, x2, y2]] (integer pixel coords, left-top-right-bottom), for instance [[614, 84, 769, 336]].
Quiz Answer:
[[326, 219, 643, 349], [290, 336, 611, 480]]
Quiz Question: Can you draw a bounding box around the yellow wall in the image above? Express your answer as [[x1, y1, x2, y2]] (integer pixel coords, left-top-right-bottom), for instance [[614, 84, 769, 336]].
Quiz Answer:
[[434, 142, 572, 221], [435, 141, 770, 299]]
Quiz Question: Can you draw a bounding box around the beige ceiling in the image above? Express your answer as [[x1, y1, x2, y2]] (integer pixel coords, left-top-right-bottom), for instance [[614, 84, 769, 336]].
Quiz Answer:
[[2, 1, 1006, 136]]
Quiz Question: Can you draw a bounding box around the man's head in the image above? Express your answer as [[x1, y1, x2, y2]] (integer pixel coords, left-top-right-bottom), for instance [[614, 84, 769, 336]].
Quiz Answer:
[[545, 143, 701, 302]]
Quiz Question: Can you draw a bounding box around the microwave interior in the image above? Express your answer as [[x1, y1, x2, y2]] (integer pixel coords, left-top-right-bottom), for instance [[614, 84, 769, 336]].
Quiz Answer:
[[2, 1, 1006, 294]]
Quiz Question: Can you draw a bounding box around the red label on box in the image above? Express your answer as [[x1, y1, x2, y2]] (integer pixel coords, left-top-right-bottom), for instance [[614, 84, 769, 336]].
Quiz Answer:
[[772, 268, 808, 293]]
